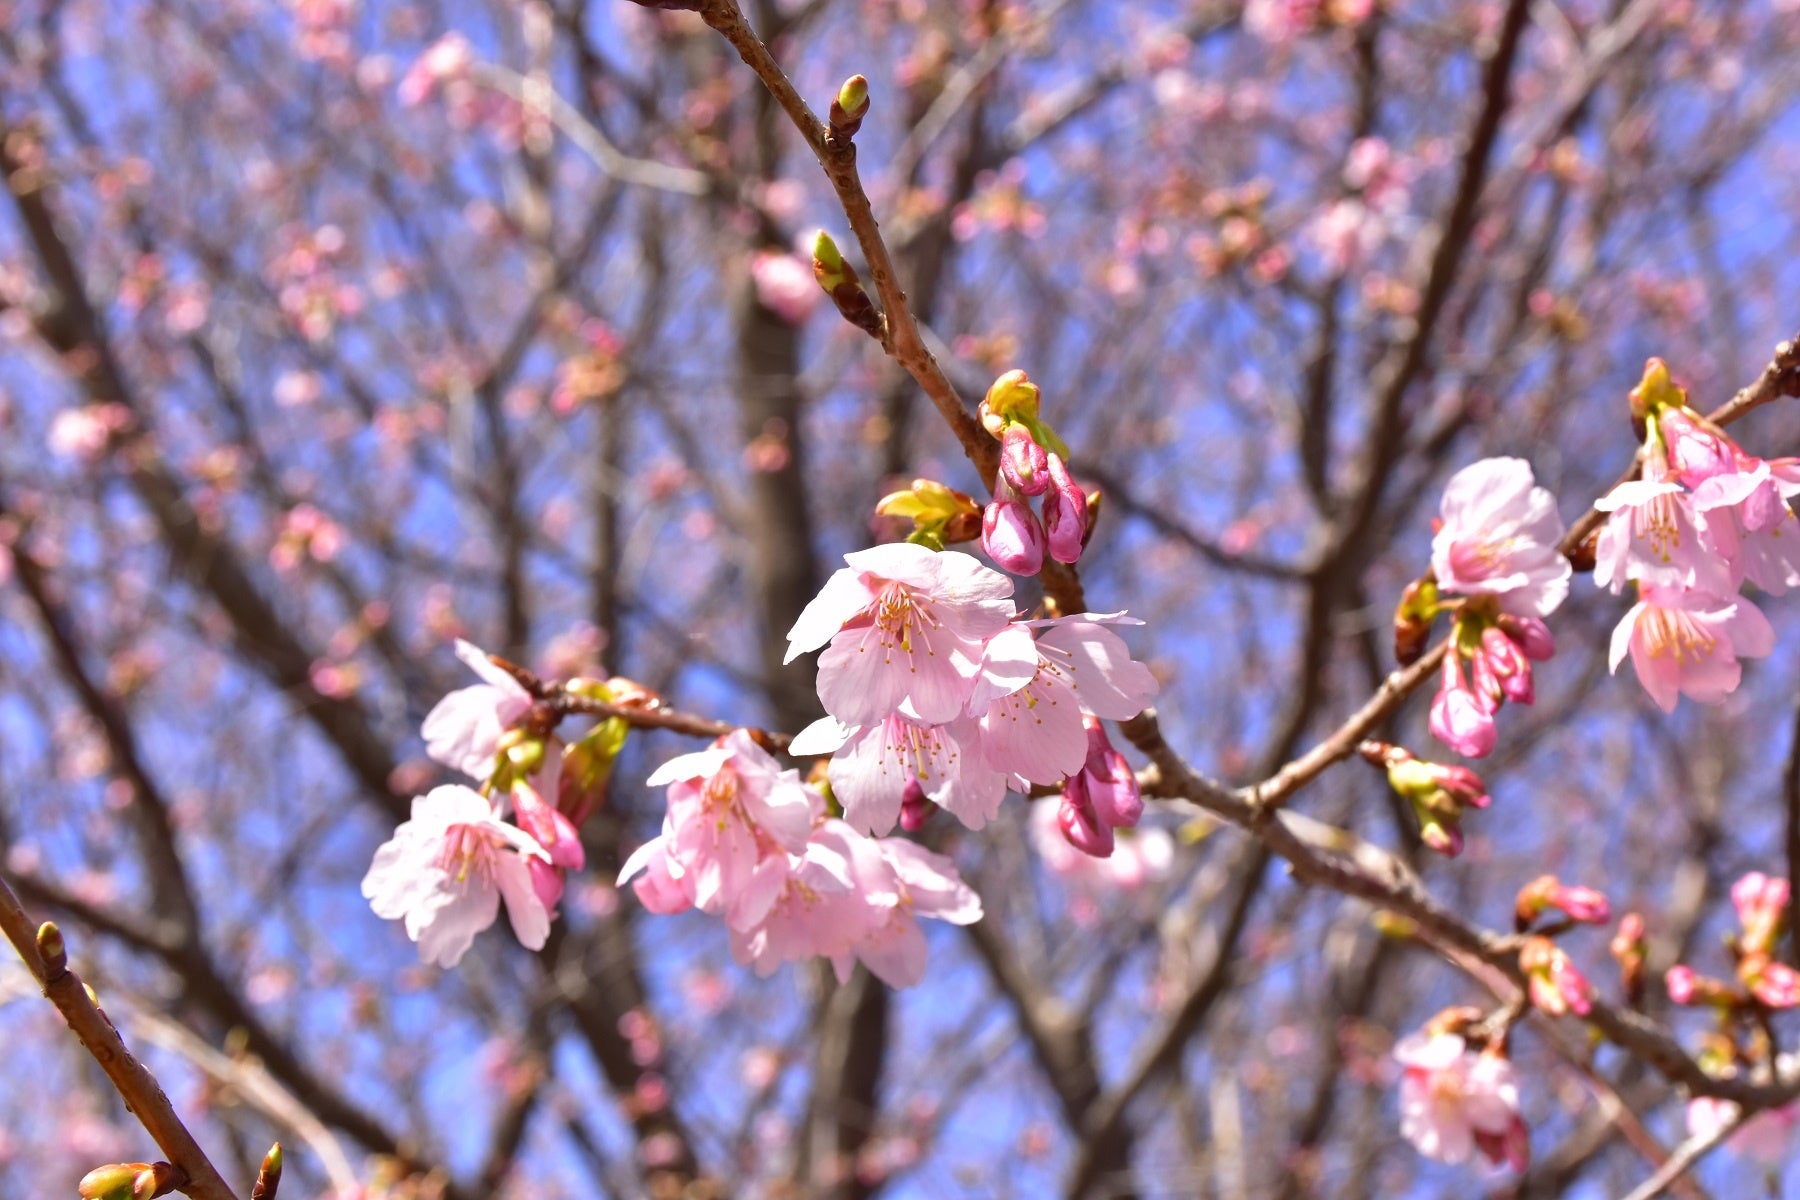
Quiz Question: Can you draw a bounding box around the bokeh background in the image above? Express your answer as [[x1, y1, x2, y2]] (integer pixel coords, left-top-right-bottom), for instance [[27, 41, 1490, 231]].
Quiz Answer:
[[2, 0, 1800, 1196]]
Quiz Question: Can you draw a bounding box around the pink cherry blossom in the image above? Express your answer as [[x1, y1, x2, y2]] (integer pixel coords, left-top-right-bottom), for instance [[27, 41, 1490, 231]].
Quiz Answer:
[[727, 825, 866, 976], [785, 543, 1016, 726], [965, 617, 1159, 788], [829, 835, 983, 989], [1608, 586, 1775, 713], [1691, 462, 1800, 595], [1394, 1033, 1527, 1171], [420, 639, 535, 780], [623, 730, 820, 926], [790, 714, 1005, 835], [1431, 457, 1571, 618], [361, 784, 552, 967], [1593, 468, 1731, 596]]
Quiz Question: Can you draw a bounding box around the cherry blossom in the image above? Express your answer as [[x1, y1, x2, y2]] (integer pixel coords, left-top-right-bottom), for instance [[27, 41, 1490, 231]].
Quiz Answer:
[[1593, 466, 1732, 596], [1393, 1033, 1528, 1171], [829, 835, 983, 989], [1608, 586, 1775, 712], [784, 543, 1016, 726], [1431, 457, 1571, 617], [1428, 653, 1497, 758], [361, 785, 552, 968], [420, 640, 535, 780], [620, 730, 818, 926], [788, 714, 1005, 835]]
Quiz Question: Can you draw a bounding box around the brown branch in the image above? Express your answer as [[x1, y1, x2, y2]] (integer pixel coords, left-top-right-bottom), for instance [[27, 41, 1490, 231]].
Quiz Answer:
[[0, 877, 239, 1200], [1122, 708, 1800, 1111]]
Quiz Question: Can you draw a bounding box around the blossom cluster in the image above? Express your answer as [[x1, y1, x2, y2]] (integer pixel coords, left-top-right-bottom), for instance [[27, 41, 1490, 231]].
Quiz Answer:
[[781, 541, 1158, 850], [1424, 456, 1570, 758], [1596, 360, 1789, 712], [361, 641, 596, 967], [1392, 1030, 1528, 1172], [976, 371, 1090, 576], [619, 730, 980, 989]]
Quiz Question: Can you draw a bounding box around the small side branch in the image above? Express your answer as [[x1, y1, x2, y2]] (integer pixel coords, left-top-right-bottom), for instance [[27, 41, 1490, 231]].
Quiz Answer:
[[0, 874, 239, 1200]]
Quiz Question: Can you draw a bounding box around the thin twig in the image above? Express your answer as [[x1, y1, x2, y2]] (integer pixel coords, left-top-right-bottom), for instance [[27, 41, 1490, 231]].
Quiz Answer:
[[0, 874, 239, 1200]]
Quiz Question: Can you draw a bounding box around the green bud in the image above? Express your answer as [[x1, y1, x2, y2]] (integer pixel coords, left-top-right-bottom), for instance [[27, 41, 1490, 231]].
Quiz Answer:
[[836, 75, 870, 120], [251, 1143, 284, 1200], [811, 231, 882, 337], [79, 1165, 146, 1200], [36, 921, 66, 976], [811, 230, 848, 288]]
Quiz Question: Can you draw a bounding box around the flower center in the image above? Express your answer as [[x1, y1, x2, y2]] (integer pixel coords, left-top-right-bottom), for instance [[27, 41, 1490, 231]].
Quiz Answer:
[[436, 823, 501, 887], [873, 584, 941, 657], [1643, 606, 1717, 665]]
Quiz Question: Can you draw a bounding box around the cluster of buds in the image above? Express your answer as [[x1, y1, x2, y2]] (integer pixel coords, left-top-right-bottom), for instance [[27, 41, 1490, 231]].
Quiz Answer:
[[874, 478, 982, 550], [1057, 718, 1144, 858], [1359, 742, 1488, 857], [1429, 607, 1555, 759], [1665, 872, 1800, 1012], [1511, 876, 1608, 1017], [977, 370, 1092, 576], [1519, 936, 1595, 1017]]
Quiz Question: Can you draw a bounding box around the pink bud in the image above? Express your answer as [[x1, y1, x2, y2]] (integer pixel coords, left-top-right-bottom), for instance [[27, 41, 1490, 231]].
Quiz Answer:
[[899, 779, 931, 832], [1000, 424, 1050, 496], [529, 858, 566, 913], [1058, 788, 1115, 858], [1497, 615, 1556, 661], [1081, 719, 1143, 829], [1748, 960, 1800, 1009], [1041, 454, 1088, 565], [1665, 965, 1700, 1005], [1473, 1115, 1531, 1174], [1552, 884, 1611, 925], [514, 782, 586, 870], [1418, 816, 1463, 858], [1429, 656, 1497, 758], [1480, 626, 1535, 705], [982, 481, 1046, 576], [1731, 871, 1789, 955], [1433, 764, 1490, 810]]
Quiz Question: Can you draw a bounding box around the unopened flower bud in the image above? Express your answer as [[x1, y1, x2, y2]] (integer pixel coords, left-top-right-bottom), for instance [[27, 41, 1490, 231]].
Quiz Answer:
[[1520, 936, 1592, 1017], [1731, 871, 1789, 957], [1739, 952, 1800, 1009], [829, 74, 870, 138], [1429, 654, 1496, 758], [981, 479, 1046, 576], [1042, 455, 1088, 565], [1495, 614, 1555, 661], [560, 716, 628, 826], [1079, 718, 1142, 829], [982, 370, 1041, 432], [811, 230, 881, 336], [1610, 912, 1647, 1003], [1515, 875, 1610, 929], [80, 1165, 145, 1200], [1628, 356, 1686, 425], [1665, 964, 1736, 1007], [251, 1143, 283, 1200], [898, 779, 930, 832], [1392, 575, 1439, 666], [36, 920, 66, 976], [1000, 423, 1050, 496], [1058, 787, 1115, 858], [132, 1163, 180, 1200], [1479, 625, 1535, 705]]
